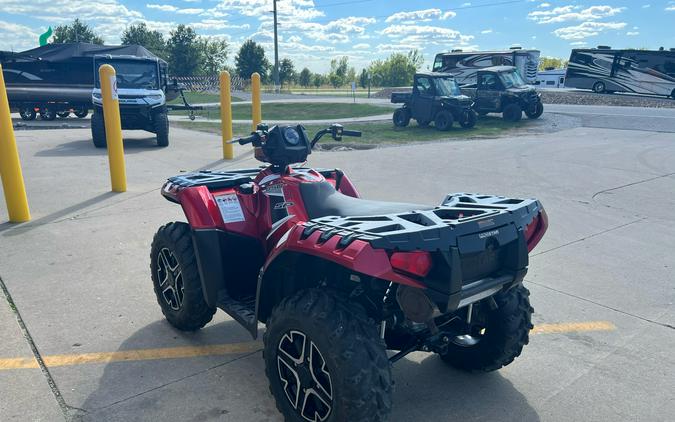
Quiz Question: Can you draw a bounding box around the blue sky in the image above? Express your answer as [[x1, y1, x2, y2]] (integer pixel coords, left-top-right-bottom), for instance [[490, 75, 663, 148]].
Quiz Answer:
[[1, 0, 674, 72]]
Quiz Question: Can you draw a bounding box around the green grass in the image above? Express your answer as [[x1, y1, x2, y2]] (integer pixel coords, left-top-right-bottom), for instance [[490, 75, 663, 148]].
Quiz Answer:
[[168, 91, 243, 105], [171, 116, 526, 144], [170, 102, 391, 120]]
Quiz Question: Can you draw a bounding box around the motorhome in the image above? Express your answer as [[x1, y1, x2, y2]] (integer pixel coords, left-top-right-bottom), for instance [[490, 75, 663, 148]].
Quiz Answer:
[[565, 47, 675, 98], [432, 48, 540, 85]]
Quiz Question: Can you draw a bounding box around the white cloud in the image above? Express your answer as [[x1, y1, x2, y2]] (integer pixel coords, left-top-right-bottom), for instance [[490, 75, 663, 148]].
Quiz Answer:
[[385, 8, 454, 23], [176, 8, 204, 15], [0, 20, 41, 51], [538, 2, 551, 7], [147, 4, 177, 12], [481, 29, 493, 34], [552, 21, 627, 39], [667, 5, 675, 11], [529, 5, 625, 24], [626, 31, 639, 35], [352, 43, 370, 49]]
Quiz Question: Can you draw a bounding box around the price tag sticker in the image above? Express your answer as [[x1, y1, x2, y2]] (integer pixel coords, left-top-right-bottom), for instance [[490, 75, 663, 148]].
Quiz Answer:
[[215, 194, 245, 223]]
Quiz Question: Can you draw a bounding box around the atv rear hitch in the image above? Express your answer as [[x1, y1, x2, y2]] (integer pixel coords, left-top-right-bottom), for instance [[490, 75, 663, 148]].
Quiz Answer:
[[389, 329, 457, 363]]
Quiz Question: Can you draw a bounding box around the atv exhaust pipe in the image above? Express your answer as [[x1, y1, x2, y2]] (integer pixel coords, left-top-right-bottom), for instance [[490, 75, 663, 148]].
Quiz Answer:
[[396, 285, 438, 334]]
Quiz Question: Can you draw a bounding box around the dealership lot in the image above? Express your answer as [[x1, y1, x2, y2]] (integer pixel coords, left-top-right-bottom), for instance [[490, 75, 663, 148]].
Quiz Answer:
[[1, 109, 674, 421]]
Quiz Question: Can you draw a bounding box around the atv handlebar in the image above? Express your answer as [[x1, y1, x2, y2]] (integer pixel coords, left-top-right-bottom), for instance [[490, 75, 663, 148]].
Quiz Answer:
[[310, 124, 362, 148], [233, 124, 361, 148]]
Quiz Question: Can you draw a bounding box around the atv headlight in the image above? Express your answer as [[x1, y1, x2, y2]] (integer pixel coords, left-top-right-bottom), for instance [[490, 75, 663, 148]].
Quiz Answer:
[[148, 94, 163, 100], [92, 93, 102, 99]]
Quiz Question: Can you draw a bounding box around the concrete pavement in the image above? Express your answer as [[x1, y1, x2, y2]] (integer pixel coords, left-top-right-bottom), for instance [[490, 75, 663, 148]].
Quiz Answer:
[[0, 117, 674, 421]]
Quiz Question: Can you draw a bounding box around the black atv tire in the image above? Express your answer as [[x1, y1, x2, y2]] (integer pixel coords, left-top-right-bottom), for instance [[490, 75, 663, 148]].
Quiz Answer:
[[150, 222, 216, 331], [459, 110, 477, 128], [154, 111, 170, 147], [19, 108, 36, 121], [57, 111, 70, 119], [502, 103, 522, 122], [91, 110, 107, 148], [593, 81, 606, 94], [438, 285, 534, 372], [40, 108, 57, 121], [525, 102, 544, 119], [417, 119, 431, 127], [264, 289, 392, 422], [671, 89, 675, 100], [393, 108, 411, 127], [74, 109, 88, 118], [434, 110, 454, 131]]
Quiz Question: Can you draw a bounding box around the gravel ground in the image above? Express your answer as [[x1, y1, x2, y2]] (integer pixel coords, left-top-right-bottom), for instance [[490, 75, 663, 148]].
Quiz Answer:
[[540, 89, 675, 108]]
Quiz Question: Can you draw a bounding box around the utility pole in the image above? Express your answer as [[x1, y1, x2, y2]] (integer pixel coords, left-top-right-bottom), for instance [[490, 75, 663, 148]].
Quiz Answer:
[[272, 0, 280, 93]]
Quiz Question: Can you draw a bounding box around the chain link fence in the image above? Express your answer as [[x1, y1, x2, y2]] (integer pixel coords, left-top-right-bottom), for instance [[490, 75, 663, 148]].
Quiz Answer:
[[173, 75, 247, 93]]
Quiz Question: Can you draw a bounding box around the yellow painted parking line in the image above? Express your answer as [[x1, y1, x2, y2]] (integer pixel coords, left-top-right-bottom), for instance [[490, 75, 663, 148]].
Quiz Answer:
[[0, 341, 262, 371], [0, 321, 617, 371], [532, 321, 616, 335]]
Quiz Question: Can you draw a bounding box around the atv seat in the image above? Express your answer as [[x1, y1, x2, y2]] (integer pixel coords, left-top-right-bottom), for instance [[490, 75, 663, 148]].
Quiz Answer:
[[300, 182, 432, 219]]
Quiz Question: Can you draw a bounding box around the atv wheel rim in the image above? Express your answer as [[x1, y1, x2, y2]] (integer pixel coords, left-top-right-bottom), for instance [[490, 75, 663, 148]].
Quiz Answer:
[[156, 248, 184, 311], [277, 330, 333, 422]]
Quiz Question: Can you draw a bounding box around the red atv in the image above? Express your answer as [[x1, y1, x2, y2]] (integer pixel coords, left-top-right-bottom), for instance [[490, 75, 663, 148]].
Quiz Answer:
[[151, 123, 548, 421]]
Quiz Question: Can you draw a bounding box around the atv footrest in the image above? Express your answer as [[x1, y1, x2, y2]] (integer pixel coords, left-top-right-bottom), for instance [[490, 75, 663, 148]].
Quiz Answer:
[[216, 293, 258, 338]]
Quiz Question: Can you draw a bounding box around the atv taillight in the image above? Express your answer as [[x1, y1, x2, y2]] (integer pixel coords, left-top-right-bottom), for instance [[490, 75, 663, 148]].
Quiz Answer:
[[390, 251, 432, 277], [524, 209, 548, 252]]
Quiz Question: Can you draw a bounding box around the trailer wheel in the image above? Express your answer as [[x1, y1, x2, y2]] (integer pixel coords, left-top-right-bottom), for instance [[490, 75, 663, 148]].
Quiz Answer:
[[593, 81, 606, 94], [154, 111, 170, 147], [19, 108, 36, 121], [40, 108, 57, 121], [502, 103, 522, 122], [57, 111, 70, 119], [74, 109, 88, 119], [91, 110, 107, 148], [434, 110, 454, 131], [459, 110, 477, 129], [392, 108, 411, 127]]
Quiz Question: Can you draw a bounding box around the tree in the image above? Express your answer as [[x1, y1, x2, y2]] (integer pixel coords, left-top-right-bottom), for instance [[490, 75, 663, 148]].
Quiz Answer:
[[368, 50, 423, 87], [359, 68, 369, 89], [346, 67, 356, 85], [538, 56, 568, 70], [200, 38, 229, 75], [278, 58, 296, 88], [121, 23, 167, 60], [53, 19, 103, 44], [298, 67, 312, 88], [235, 40, 269, 81], [167, 25, 202, 76], [312, 73, 325, 90], [328, 56, 349, 88]]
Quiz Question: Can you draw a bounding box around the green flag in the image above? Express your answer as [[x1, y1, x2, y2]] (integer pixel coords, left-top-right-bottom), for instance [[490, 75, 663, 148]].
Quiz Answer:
[[39, 27, 52, 46]]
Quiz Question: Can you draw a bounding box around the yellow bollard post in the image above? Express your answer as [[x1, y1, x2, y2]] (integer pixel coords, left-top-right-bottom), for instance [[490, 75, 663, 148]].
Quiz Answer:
[[0, 64, 31, 222], [219, 71, 234, 159], [251, 72, 262, 132], [99, 64, 127, 193]]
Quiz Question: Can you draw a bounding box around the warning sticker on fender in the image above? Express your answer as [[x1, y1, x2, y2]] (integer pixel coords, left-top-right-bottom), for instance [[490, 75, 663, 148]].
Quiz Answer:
[[215, 194, 245, 223]]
